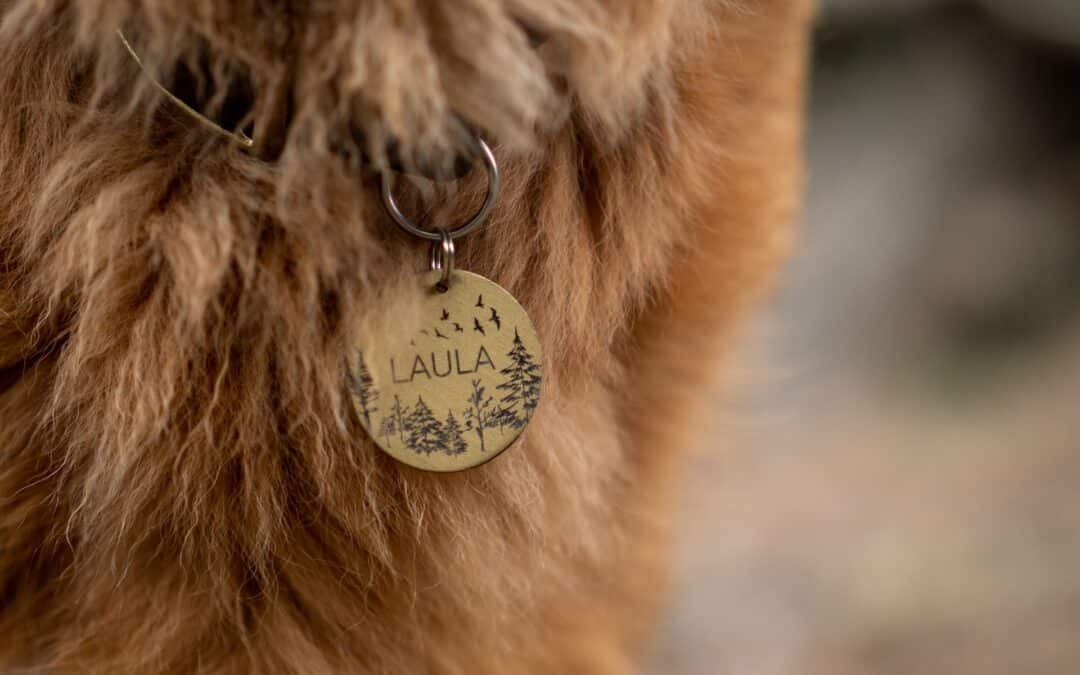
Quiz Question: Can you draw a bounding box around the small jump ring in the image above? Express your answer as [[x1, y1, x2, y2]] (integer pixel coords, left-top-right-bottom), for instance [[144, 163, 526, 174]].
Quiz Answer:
[[381, 136, 499, 242], [429, 229, 455, 291]]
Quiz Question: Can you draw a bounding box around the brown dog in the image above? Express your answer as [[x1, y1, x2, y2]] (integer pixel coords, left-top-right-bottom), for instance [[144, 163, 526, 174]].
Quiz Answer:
[[0, 1, 811, 672]]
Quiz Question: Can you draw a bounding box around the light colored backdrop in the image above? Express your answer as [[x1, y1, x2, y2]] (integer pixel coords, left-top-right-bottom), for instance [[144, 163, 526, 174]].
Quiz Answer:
[[651, 3, 1080, 673]]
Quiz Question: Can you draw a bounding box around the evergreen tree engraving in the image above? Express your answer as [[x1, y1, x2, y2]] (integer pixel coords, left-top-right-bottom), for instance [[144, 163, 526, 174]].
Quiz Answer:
[[441, 411, 467, 456], [349, 351, 379, 428], [463, 379, 496, 452], [377, 415, 396, 447], [389, 395, 410, 446], [405, 396, 444, 454], [493, 404, 509, 435], [495, 329, 541, 428]]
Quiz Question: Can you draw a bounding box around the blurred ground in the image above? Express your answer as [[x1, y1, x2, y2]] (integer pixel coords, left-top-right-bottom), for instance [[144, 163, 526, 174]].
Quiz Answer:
[[651, 3, 1080, 674]]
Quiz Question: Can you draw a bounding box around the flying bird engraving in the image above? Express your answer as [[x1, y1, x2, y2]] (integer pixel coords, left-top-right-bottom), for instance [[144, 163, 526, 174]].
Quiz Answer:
[[475, 295, 484, 308], [440, 308, 450, 321], [489, 307, 501, 331], [473, 318, 486, 336], [420, 329, 430, 336], [434, 328, 449, 340], [452, 322, 463, 332]]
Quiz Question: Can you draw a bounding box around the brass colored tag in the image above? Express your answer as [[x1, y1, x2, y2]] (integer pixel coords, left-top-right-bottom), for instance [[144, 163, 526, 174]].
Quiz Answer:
[[350, 270, 542, 472]]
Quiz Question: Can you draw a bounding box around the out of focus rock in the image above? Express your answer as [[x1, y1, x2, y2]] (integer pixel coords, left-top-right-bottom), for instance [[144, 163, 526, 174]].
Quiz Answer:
[[822, 0, 1080, 53], [980, 0, 1080, 52]]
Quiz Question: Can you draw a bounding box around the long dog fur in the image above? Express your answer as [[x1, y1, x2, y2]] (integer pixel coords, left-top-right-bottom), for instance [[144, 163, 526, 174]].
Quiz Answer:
[[0, 1, 811, 672]]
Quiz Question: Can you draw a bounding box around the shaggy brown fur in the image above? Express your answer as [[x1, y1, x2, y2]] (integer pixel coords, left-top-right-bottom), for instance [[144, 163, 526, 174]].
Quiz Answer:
[[0, 1, 811, 673]]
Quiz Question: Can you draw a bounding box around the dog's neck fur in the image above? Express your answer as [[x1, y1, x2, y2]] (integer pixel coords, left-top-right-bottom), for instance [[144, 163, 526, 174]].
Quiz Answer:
[[0, 1, 811, 672]]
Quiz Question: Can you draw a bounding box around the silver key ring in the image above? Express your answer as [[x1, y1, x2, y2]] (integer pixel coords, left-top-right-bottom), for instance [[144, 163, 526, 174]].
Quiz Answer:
[[380, 137, 499, 242], [429, 229, 455, 292]]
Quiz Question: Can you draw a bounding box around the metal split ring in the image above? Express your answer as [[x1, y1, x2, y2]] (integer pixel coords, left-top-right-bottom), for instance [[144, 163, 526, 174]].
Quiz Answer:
[[429, 229, 455, 292], [380, 136, 499, 242]]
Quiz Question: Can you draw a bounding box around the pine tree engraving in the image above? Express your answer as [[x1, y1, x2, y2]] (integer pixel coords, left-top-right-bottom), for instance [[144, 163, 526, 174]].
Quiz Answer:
[[493, 403, 509, 435], [495, 328, 541, 429], [441, 411, 467, 456], [377, 415, 396, 447], [463, 379, 496, 452], [405, 396, 444, 454], [349, 351, 379, 428], [389, 395, 410, 446]]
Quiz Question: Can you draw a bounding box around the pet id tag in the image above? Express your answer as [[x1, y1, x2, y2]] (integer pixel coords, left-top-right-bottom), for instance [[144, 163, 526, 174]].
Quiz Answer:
[[350, 138, 543, 472]]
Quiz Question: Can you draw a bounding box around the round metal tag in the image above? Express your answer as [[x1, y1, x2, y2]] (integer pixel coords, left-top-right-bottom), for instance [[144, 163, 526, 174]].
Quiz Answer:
[[349, 270, 543, 472]]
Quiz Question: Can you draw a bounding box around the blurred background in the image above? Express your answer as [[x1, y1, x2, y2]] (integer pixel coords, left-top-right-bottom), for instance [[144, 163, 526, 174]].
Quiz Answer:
[[652, 1, 1080, 673]]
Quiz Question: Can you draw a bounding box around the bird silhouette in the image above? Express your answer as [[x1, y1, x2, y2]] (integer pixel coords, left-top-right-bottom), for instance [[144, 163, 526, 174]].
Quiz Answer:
[[452, 322, 463, 332], [475, 295, 484, 308], [473, 318, 486, 336], [420, 329, 430, 336], [434, 328, 448, 340], [489, 307, 501, 331], [440, 308, 450, 321]]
